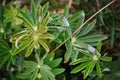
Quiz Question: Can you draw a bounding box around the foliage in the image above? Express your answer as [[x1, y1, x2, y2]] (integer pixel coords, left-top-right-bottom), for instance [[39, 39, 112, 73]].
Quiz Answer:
[[0, 0, 118, 80]]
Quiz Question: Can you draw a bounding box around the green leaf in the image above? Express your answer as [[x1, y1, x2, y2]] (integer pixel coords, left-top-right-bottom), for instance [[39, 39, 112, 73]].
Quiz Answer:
[[69, 11, 84, 23], [78, 35, 107, 43], [30, 69, 38, 80], [78, 49, 92, 56], [42, 12, 50, 27], [96, 62, 102, 76], [42, 2, 49, 19], [25, 41, 34, 57], [73, 40, 88, 49], [97, 41, 102, 52], [0, 39, 10, 50], [83, 61, 96, 79], [38, 40, 50, 53], [40, 33, 54, 40], [48, 58, 62, 68], [70, 61, 90, 74], [44, 53, 55, 64], [10, 31, 26, 42], [19, 8, 34, 31], [64, 5, 69, 18], [70, 58, 92, 65], [31, 0, 37, 25], [100, 56, 112, 62], [0, 54, 10, 68], [64, 32, 72, 63], [78, 20, 96, 37], [39, 26, 48, 34], [71, 49, 79, 61], [40, 65, 55, 80], [62, 17, 72, 37], [24, 61, 37, 68], [52, 68, 65, 75], [64, 39, 72, 63], [13, 40, 32, 55], [75, 14, 85, 35]]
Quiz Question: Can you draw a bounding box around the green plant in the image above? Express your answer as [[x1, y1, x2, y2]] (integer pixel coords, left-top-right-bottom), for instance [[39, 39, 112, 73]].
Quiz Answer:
[[0, 0, 116, 80]]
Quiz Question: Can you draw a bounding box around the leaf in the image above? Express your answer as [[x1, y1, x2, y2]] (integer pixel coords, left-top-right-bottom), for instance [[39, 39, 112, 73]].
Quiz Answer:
[[19, 8, 34, 31], [31, 0, 37, 25], [83, 61, 96, 79], [64, 5, 69, 18], [44, 53, 55, 64], [70, 61, 90, 74], [71, 49, 79, 61], [97, 41, 102, 52], [75, 14, 85, 35], [78, 35, 108, 43], [42, 12, 50, 27], [10, 30, 27, 42], [40, 65, 55, 80], [96, 62, 102, 76], [64, 31, 72, 63], [0, 54, 10, 68], [73, 40, 88, 49], [30, 69, 38, 80], [69, 11, 84, 23], [38, 40, 50, 53], [70, 58, 92, 65], [52, 68, 65, 75], [48, 58, 62, 68], [0, 39, 10, 50], [78, 20, 96, 37], [40, 33, 54, 40], [100, 56, 112, 62], [78, 49, 92, 56], [39, 26, 48, 34], [62, 17, 72, 37], [64, 39, 72, 63], [24, 61, 37, 68], [42, 2, 49, 19], [13, 40, 32, 55], [25, 41, 34, 57]]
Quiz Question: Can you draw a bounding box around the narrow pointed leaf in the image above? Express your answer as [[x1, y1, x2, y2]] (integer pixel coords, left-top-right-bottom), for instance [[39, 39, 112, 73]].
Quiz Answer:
[[64, 5, 69, 18], [48, 58, 62, 68], [96, 62, 102, 76], [78, 49, 92, 56], [69, 11, 84, 23], [40, 33, 54, 40], [62, 17, 72, 37], [78, 20, 96, 37], [70, 58, 92, 65], [19, 9, 34, 31], [38, 40, 50, 53], [42, 12, 50, 27], [83, 61, 96, 79], [71, 61, 89, 74], [78, 35, 107, 43], [97, 41, 102, 52], [31, 0, 37, 25], [44, 53, 55, 64], [100, 56, 112, 62], [25, 41, 34, 57], [0, 39, 10, 50], [13, 41, 32, 55], [64, 39, 72, 63], [42, 2, 49, 19], [52, 68, 65, 75]]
